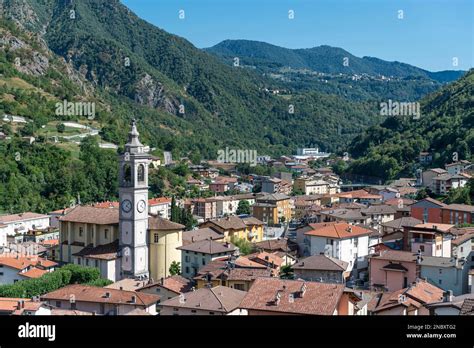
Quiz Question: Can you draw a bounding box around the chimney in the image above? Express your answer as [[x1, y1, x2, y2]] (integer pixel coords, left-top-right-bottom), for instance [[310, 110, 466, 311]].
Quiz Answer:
[[274, 291, 281, 305], [443, 290, 453, 303], [300, 283, 307, 298], [160, 277, 164, 285], [119, 286, 123, 290]]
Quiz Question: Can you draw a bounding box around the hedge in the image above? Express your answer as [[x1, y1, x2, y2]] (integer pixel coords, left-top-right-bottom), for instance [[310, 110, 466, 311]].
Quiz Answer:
[[0, 264, 109, 298]]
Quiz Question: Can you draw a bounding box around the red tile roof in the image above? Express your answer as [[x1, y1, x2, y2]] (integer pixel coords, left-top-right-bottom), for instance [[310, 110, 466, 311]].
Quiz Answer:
[[0, 212, 49, 223], [240, 278, 344, 315], [148, 197, 172, 205], [41, 285, 160, 306], [305, 222, 372, 239], [0, 255, 57, 270], [373, 279, 444, 313], [160, 286, 246, 313], [371, 250, 417, 263], [21, 268, 48, 278], [337, 190, 381, 200], [60, 206, 119, 225]]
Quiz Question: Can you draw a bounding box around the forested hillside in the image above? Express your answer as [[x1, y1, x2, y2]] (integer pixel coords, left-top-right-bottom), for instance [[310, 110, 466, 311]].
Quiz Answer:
[[0, 0, 471, 214], [206, 39, 465, 82], [1, 0, 382, 157], [347, 70, 474, 181]]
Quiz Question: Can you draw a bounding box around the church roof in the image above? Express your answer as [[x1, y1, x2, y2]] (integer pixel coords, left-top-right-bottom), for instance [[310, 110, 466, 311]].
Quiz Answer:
[[59, 206, 119, 225], [73, 240, 120, 260], [148, 216, 185, 231]]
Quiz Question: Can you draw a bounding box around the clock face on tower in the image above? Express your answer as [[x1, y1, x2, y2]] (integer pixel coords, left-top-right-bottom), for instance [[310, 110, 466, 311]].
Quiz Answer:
[[137, 199, 146, 213], [121, 199, 132, 213]]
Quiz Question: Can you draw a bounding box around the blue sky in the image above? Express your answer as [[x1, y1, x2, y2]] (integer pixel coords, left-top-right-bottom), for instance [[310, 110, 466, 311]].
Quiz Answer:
[[121, 0, 473, 72]]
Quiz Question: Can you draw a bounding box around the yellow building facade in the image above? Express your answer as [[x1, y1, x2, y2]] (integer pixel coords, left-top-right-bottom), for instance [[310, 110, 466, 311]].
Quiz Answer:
[[148, 217, 185, 282], [199, 216, 264, 243]]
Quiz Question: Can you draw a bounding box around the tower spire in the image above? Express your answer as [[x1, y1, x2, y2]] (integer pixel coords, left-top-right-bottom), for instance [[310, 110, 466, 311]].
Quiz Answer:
[[126, 119, 143, 149]]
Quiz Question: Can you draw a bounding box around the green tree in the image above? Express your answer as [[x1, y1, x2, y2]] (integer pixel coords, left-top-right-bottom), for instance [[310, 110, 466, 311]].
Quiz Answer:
[[230, 236, 255, 255], [279, 264, 294, 279], [170, 196, 181, 222], [236, 200, 251, 215], [56, 123, 66, 133], [169, 261, 181, 276]]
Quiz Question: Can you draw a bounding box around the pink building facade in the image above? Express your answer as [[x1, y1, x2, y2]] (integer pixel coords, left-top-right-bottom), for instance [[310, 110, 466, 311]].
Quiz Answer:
[[369, 250, 419, 292]]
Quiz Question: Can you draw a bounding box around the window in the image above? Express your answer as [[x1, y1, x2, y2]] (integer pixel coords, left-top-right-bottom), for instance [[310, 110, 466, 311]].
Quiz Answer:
[[85, 259, 89, 266], [95, 260, 99, 268], [191, 310, 197, 314], [234, 284, 245, 291], [0, 272, 3, 276], [154, 233, 159, 243], [79, 227, 83, 237], [202, 259, 206, 265], [123, 164, 132, 184], [104, 229, 108, 239], [420, 245, 425, 252], [185, 267, 190, 274], [71, 302, 76, 310], [439, 279, 442, 285], [173, 308, 179, 312], [185, 256, 190, 262], [439, 269, 442, 274], [137, 164, 145, 183], [209, 312, 215, 315], [56, 301, 61, 308]]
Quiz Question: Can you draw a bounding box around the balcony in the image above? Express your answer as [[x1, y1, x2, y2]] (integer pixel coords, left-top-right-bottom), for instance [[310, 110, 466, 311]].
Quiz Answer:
[[411, 238, 433, 244]]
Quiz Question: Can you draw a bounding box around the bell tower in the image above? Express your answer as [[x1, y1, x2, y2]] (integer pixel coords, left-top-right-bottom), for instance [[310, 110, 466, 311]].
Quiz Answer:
[[118, 119, 150, 279]]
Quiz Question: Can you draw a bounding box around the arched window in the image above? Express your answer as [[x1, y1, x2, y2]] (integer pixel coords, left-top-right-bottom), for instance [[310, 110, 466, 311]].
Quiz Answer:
[[123, 164, 132, 184], [137, 164, 145, 183]]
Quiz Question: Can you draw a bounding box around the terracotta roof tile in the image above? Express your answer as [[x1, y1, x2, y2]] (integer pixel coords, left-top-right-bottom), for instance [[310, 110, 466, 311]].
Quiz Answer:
[[73, 240, 119, 260], [293, 255, 348, 272], [177, 240, 236, 254], [0, 212, 49, 223], [240, 278, 344, 315], [60, 206, 119, 225], [305, 222, 372, 239], [371, 250, 417, 263], [148, 216, 184, 230], [41, 285, 160, 307], [21, 268, 48, 278], [160, 286, 246, 313]]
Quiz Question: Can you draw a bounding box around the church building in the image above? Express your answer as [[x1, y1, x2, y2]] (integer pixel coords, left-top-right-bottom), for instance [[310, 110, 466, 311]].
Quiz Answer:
[[59, 120, 183, 281]]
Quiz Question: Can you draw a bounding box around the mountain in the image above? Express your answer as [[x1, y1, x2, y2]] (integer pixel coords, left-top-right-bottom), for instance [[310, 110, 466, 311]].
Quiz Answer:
[[347, 69, 474, 181], [1, 0, 383, 157], [206, 39, 465, 82]]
